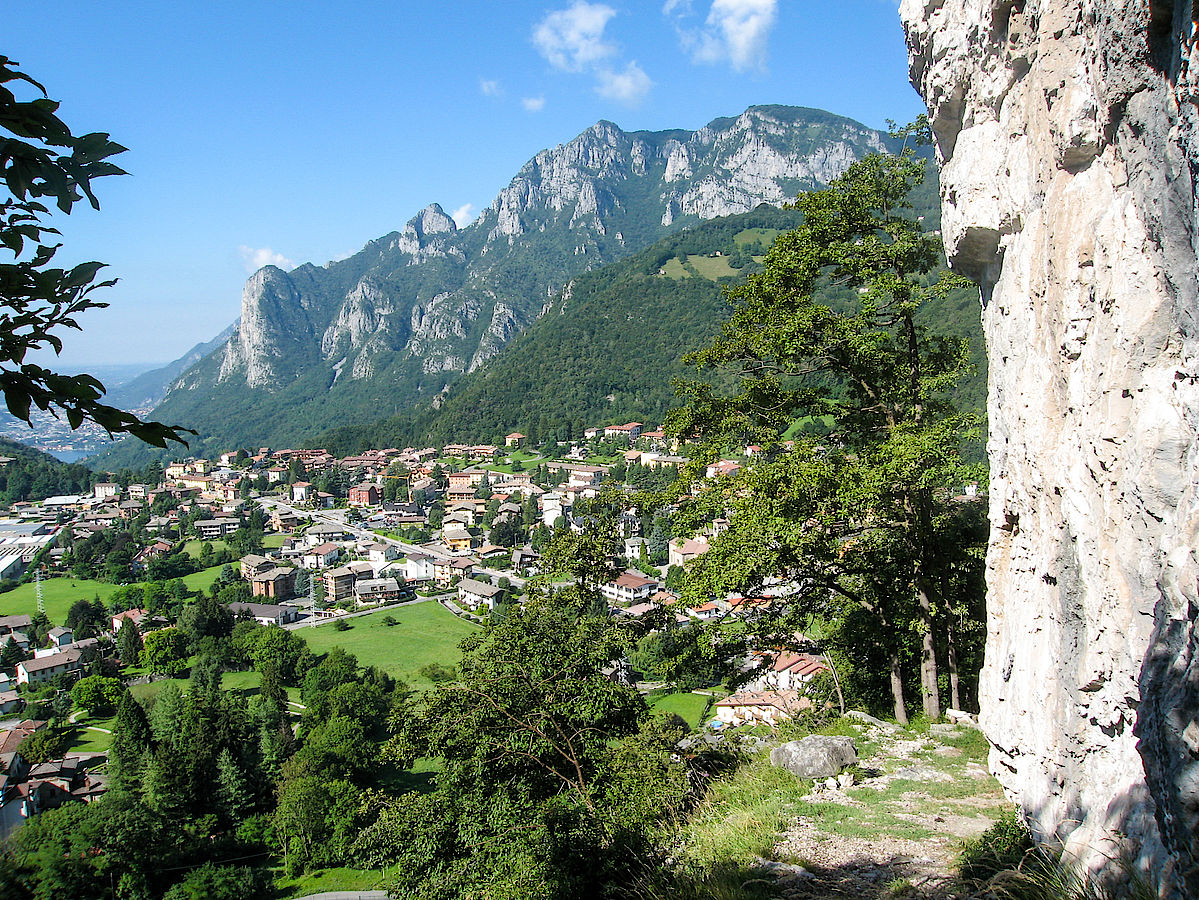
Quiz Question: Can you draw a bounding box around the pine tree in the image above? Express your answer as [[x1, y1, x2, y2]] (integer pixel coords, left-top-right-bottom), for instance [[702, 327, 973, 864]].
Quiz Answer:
[[116, 617, 142, 667], [216, 747, 253, 825], [108, 691, 153, 792]]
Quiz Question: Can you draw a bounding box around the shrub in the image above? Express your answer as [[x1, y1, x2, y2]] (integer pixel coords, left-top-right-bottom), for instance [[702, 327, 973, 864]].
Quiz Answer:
[[958, 806, 1035, 885]]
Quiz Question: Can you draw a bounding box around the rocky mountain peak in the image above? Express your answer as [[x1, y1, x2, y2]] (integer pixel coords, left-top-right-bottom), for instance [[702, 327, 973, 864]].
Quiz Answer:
[[397, 203, 458, 256]]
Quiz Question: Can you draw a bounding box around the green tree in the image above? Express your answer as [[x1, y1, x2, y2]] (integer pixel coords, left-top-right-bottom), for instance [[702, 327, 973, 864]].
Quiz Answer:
[[141, 627, 188, 677], [64, 597, 107, 638], [0, 56, 190, 446], [0, 635, 25, 668], [176, 593, 234, 650], [116, 616, 142, 667], [383, 529, 687, 898], [70, 674, 124, 715], [107, 690, 153, 791], [668, 148, 985, 723]]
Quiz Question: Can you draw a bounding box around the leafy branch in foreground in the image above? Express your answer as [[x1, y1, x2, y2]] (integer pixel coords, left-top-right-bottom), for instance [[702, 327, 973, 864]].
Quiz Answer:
[[1, 55, 192, 447]]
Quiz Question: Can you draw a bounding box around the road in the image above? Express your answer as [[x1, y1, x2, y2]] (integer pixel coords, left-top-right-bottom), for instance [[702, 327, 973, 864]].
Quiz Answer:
[[259, 496, 527, 590]]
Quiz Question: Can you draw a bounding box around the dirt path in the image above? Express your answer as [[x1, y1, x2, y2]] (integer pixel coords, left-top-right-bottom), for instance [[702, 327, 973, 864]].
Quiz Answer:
[[769, 722, 1006, 899]]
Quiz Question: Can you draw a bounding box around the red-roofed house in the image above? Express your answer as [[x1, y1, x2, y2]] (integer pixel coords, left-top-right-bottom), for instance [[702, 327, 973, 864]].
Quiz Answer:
[[743, 649, 830, 693], [600, 570, 659, 605]]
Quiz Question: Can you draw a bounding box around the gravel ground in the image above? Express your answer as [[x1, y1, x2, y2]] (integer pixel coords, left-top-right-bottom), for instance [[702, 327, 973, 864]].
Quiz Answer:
[[765, 725, 1006, 899]]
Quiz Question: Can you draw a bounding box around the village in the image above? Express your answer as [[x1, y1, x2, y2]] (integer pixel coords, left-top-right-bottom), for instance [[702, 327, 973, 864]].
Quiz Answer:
[[0, 423, 840, 838]]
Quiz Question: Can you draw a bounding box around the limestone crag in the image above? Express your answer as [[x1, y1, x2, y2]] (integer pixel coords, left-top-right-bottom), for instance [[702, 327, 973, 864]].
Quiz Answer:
[[900, 2, 1199, 895]]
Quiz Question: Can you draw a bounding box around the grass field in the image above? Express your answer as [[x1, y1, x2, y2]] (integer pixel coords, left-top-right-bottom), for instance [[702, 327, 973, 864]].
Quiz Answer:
[[734, 226, 782, 248], [650, 691, 715, 729], [297, 603, 478, 687], [181, 563, 229, 594], [67, 712, 117, 754], [0, 577, 119, 625], [660, 254, 743, 281], [276, 866, 383, 898], [182, 539, 229, 558]]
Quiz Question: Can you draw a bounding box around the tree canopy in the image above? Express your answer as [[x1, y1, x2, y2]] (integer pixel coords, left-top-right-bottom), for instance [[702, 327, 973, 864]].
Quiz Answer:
[[666, 146, 987, 722]]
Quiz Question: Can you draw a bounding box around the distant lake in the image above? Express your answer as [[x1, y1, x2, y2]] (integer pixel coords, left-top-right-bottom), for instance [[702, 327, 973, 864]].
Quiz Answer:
[[48, 450, 92, 463]]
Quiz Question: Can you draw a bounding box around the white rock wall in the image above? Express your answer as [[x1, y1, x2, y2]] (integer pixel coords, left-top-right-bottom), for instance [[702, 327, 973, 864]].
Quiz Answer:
[[900, 2, 1199, 895]]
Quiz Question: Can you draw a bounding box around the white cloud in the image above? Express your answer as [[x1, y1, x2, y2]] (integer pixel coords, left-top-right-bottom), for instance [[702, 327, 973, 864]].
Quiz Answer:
[[532, 2, 617, 72], [521, 95, 547, 112], [668, 0, 777, 73], [450, 203, 477, 228], [479, 78, 502, 96], [595, 62, 652, 105], [239, 245, 294, 273]]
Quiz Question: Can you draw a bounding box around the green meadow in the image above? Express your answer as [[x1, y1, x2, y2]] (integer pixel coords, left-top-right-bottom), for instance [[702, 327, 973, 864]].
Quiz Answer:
[[299, 603, 478, 687]]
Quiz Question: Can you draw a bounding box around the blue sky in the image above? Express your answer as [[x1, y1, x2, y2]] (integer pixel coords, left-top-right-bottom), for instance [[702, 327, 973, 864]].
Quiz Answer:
[[7, 0, 922, 369]]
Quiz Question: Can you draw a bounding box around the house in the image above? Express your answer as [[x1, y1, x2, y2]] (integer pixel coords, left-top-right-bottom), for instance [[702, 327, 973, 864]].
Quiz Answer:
[[117, 500, 144, 520], [291, 482, 312, 503], [442, 525, 476, 553], [271, 509, 302, 532], [691, 599, 729, 621], [323, 561, 374, 604], [354, 577, 406, 605], [0, 615, 32, 636], [603, 422, 643, 442], [46, 627, 73, 649], [93, 482, 120, 501], [714, 690, 811, 727], [348, 483, 380, 506], [505, 432, 525, 448], [227, 602, 299, 626], [669, 537, 710, 568], [511, 547, 541, 575], [194, 518, 240, 540], [431, 556, 473, 585], [110, 608, 149, 637], [248, 567, 295, 600], [363, 542, 400, 572], [623, 536, 649, 560], [742, 649, 829, 693], [239, 554, 274, 580], [305, 521, 348, 545], [17, 648, 86, 686], [301, 542, 342, 569], [706, 460, 742, 479], [404, 552, 434, 583], [447, 469, 487, 489], [457, 577, 503, 611], [599, 570, 659, 605], [132, 540, 173, 571]]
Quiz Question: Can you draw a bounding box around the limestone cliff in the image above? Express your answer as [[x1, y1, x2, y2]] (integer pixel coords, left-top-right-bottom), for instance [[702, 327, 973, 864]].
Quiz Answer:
[[900, 1, 1199, 894]]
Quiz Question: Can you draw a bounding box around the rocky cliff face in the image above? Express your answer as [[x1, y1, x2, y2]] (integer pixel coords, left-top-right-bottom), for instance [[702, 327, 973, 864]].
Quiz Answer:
[[123, 106, 899, 457], [900, 1, 1199, 894]]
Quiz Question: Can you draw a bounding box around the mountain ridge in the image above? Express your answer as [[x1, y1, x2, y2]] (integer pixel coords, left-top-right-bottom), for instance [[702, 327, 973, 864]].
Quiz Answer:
[[91, 105, 906, 467]]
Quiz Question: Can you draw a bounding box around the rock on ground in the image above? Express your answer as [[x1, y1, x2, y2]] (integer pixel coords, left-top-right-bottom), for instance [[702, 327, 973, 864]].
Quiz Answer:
[[770, 735, 858, 779]]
